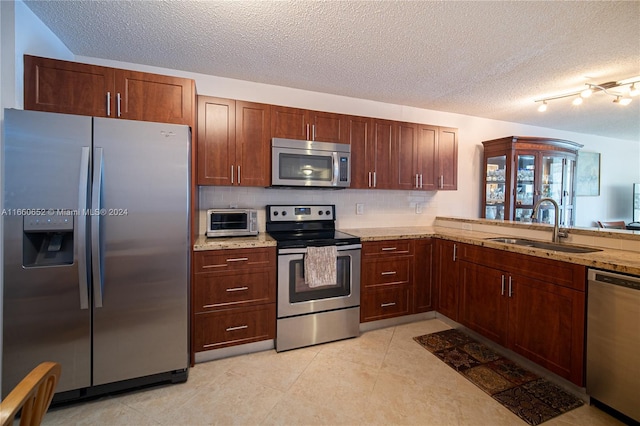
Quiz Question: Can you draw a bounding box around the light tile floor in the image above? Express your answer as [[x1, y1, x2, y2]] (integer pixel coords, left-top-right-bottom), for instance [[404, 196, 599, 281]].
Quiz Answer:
[[42, 319, 622, 425]]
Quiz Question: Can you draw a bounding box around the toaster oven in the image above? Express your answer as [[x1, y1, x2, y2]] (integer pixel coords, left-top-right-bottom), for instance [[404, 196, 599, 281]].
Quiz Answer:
[[206, 209, 258, 237]]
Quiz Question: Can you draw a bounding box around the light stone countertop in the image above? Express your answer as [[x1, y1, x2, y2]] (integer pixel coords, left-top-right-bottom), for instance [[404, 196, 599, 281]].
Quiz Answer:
[[192, 224, 640, 276], [193, 233, 276, 251], [342, 225, 640, 276]]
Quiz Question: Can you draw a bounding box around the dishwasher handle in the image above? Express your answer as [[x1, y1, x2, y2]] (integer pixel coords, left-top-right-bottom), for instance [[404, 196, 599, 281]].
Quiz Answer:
[[588, 269, 640, 291]]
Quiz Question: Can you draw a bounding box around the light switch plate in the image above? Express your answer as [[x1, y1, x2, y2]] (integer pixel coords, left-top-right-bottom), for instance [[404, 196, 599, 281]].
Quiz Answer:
[[356, 203, 364, 215], [416, 203, 423, 214]]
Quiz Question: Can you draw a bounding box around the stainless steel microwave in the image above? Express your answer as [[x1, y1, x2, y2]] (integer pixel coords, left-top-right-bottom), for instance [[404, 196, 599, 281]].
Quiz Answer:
[[271, 138, 351, 188], [206, 209, 258, 237]]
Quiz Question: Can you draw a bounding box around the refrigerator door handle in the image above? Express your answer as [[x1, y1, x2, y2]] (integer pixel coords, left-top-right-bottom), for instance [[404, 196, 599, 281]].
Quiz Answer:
[[77, 147, 91, 310], [92, 147, 105, 308]]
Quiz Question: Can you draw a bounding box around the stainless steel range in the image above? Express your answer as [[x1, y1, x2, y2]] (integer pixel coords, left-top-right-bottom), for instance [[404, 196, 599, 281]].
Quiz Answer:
[[266, 204, 361, 352]]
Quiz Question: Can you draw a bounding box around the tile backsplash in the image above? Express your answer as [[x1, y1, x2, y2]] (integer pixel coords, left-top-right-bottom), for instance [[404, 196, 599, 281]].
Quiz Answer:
[[199, 186, 438, 235]]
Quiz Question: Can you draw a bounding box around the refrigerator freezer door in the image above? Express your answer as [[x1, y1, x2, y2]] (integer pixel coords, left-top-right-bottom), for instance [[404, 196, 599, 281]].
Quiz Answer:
[[91, 118, 190, 385], [2, 109, 92, 396]]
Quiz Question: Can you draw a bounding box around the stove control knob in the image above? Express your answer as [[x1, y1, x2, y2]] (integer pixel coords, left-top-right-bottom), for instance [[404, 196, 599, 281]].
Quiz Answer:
[[282, 211, 287, 216], [318, 210, 323, 215], [273, 211, 279, 216], [325, 210, 331, 216]]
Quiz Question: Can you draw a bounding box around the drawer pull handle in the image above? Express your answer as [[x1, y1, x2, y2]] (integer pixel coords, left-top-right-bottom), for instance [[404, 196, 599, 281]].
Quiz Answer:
[[226, 286, 249, 292], [381, 247, 397, 251], [226, 325, 248, 332], [226, 257, 249, 262], [381, 302, 396, 308], [381, 271, 397, 276]]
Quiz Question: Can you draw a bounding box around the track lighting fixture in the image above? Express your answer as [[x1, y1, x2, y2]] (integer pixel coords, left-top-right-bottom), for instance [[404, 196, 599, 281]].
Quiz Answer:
[[535, 77, 639, 111]]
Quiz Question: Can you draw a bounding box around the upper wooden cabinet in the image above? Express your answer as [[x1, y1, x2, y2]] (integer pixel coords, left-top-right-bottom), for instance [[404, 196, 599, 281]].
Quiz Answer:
[[349, 117, 457, 191], [436, 127, 458, 190], [24, 55, 195, 127], [197, 96, 270, 187], [271, 106, 346, 143]]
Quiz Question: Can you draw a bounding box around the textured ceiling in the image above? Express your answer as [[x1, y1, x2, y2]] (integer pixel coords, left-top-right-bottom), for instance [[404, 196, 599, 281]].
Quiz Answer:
[[24, 0, 640, 141]]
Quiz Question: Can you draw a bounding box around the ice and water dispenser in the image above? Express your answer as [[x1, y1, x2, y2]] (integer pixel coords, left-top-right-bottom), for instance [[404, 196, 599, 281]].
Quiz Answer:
[[23, 212, 74, 267]]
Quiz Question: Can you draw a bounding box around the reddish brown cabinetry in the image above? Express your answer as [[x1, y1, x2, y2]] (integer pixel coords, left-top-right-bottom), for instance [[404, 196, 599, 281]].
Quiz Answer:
[[24, 55, 195, 127], [361, 240, 414, 322], [434, 239, 460, 321], [192, 247, 276, 354], [413, 239, 434, 313], [457, 244, 586, 386], [197, 96, 270, 186], [271, 106, 346, 143]]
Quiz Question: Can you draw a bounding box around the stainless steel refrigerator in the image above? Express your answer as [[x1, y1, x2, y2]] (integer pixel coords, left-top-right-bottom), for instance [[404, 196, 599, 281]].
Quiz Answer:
[[2, 109, 190, 401]]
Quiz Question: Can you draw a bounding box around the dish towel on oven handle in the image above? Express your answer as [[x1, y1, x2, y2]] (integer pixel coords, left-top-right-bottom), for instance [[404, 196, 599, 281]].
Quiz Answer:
[[304, 245, 337, 288]]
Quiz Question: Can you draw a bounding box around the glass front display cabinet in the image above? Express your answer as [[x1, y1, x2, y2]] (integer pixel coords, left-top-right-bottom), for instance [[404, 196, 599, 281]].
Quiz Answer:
[[481, 136, 582, 226]]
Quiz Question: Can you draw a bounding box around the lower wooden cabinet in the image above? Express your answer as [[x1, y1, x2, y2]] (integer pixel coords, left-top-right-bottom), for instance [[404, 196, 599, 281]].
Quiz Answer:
[[360, 238, 434, 322], [434, 239, 460, 320], [192, 247, 276, 355], [413, 239, 434, 312], [457, 243, 586, 386]]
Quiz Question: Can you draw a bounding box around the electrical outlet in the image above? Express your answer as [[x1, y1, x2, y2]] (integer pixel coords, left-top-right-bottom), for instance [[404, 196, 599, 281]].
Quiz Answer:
[[416, 203, 423, 214], [356, 203, 364, 215]]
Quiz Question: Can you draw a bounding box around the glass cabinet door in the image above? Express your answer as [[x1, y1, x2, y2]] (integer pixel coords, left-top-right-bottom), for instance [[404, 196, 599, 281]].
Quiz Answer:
[[561, 158, 575, 226], [536, 155, 564, 224], [514, 154, 535, 221], [485, 155, 506, 220]]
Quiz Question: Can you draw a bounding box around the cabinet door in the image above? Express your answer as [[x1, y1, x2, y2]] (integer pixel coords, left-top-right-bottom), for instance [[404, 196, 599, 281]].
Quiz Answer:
[[197, 96, 236, 185], [371, 119, 395, 189], [309, 111, 346, 143], [508, 274, 585, 385], [395, 122, 418, 189], [417, 125, 438, 190], [437, 127, 458, 190], [413, 239, 433, 313], [459, 262, 509, 345], [434, 239, 459, 320], [24, 55, 114, 117], [115, 70, 194, 126], [236, 101, 271, 187], [271, 106, 308, 140], [347, 115, 373, 189]]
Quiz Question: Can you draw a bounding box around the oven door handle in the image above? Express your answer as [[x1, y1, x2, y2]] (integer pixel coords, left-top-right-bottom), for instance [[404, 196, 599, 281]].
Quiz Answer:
[[278, 243, 362, 255]]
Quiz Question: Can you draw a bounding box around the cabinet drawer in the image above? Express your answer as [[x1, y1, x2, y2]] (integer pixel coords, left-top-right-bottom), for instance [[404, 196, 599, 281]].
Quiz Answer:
[[361, 287, 411, 322], [362, 257, 412, 288], [194, 304, 275, 352], [194, 247, 275, 272], [363, 240, 413, 257], [194, 269, 275, 312]]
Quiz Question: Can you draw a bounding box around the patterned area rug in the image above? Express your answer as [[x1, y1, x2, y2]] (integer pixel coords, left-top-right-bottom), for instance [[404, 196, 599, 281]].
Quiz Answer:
[[414, 329, 583, 425]]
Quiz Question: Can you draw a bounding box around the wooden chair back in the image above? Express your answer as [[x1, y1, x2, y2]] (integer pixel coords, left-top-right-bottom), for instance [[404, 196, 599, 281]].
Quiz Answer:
[[0, 362, 61, 426], [597, 220, 626, 229]]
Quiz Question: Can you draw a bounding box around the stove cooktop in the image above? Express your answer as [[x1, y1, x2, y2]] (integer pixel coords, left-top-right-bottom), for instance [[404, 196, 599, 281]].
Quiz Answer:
[[268, 229, 360, 249], [265, 204, 360, 248]]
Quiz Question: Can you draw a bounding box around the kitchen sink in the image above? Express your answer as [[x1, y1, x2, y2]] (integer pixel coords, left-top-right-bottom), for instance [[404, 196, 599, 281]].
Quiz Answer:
[[486, 237, 602, 253]]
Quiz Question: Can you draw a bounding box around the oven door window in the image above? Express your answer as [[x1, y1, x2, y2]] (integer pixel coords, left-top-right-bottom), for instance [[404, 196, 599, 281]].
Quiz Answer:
[[279, 153, 333, 182], [289, 255, 351, 303]]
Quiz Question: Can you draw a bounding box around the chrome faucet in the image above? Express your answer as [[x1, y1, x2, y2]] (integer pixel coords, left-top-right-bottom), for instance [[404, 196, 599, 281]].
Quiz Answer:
[[531, 197, 568, 243]]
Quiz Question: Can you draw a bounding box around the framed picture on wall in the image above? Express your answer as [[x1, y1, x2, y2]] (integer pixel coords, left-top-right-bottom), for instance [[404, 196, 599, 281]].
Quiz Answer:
[[576, 151, 600, 196]]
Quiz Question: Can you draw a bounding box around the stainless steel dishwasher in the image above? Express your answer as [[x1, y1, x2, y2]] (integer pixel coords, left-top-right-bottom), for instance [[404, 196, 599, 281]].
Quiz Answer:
[[587, 269, 640, 423]]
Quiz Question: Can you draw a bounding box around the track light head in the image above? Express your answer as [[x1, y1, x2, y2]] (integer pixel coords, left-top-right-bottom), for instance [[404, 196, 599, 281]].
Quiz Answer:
[[537, 101, 547, 112]]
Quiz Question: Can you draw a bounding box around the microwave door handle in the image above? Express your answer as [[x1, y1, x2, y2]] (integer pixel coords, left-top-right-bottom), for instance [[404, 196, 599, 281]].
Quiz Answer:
[[332, 152, 339, 186]]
